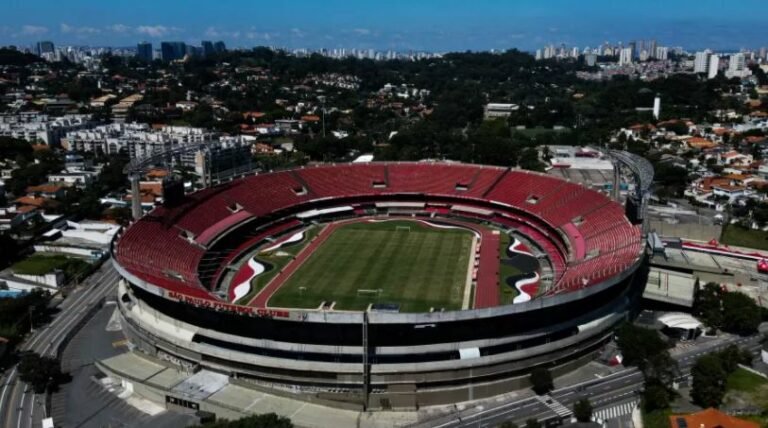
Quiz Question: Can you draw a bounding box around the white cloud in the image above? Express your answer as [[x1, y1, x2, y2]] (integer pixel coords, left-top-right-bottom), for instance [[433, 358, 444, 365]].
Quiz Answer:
[[352, 28, 371, 35], [204, 27, 220, 38], [107, 24, 131, 34], [20, 25, 48, 36], [246, 31, 274, 41], [205, 27, 240, 39], [60, 23, 101, 35], [290, 28, 305, 38], [135, 25, 180, 38]]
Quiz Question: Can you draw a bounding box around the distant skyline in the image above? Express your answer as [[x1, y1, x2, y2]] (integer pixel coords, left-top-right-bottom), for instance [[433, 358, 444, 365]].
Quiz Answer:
[[1, 0, 767, 52]]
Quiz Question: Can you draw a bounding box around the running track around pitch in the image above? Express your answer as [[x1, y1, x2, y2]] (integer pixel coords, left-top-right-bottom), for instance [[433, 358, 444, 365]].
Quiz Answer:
[[248, 222, 342, 308]]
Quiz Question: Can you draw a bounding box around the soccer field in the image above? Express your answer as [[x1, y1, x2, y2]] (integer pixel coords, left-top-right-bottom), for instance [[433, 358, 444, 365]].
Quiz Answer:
[[268, 220, 474, 312]]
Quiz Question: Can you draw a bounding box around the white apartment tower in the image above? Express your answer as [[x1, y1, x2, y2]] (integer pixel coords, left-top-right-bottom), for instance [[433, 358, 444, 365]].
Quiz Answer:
[[707, 54, 719, 79], [693, 51, 711, 73], [619, 47, 633, 66], [725, 53, 751, 78]]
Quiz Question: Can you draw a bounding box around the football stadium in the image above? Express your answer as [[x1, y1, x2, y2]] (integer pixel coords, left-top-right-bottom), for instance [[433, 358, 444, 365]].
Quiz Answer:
[[112, 160, 650, 409]]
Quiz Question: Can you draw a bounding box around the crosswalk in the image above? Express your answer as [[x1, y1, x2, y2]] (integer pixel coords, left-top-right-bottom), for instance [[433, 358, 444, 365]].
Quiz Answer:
[[593, 400, 638, 422], [537, 395, 573, 418]]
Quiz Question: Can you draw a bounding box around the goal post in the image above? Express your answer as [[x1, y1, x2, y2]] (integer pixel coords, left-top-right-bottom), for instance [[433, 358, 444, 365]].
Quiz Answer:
[[395, 226, 411, 232]]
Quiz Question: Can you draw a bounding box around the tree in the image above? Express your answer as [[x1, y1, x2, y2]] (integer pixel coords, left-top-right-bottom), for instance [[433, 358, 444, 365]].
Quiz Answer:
[[722, 292, 762, 335], [525, 419, 542, 428], [192, 413, 293, 428], [17, 353, 69, 393], [518, 147, 545, 171], [0, 233, 19, 269], [694, 282, 723, 330], [573, 398, 593, 422], [500, 422, 518, 428], [529, 367, 554, 395], [690, 353, 727, 408], [642, 379, 674, 412], [615, 324, 670, 372]]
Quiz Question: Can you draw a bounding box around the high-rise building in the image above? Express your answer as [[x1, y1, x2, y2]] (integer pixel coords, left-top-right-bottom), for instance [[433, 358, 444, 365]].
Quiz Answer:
[[185, 45, 202, 57], [726, 53, 751, 78], [619, 47, 633, 66], [628, 41, 636, 59], [584, 53, 597, 67], [648, 40, 657, 59], [655, 46, 669, 61], [213, 41, 226, 53], [201, 40, 215, 56], [707, 54, 719, 79], [136, 42, 153, 62], [693, 51, 711, 73], [36, 41, 54, 57], [653, 95, 661, 120], [161, 42, 187, 61]]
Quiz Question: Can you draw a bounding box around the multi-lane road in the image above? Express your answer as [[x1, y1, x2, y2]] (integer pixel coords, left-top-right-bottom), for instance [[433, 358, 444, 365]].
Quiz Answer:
[[413, 334, 764, 428], [0, 262, 118, 428]]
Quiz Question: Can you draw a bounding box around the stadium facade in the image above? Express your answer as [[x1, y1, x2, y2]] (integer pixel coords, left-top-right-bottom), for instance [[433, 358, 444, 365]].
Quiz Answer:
[[112, 162, 647, 409]]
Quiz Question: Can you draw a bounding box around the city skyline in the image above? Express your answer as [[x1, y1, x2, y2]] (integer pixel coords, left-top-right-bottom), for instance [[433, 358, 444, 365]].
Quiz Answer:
[[1, 0, 767, 52]]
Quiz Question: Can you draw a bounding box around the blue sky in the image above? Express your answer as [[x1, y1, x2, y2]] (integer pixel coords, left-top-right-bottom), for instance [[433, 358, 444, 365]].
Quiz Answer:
[[1, 0, 766, 51]]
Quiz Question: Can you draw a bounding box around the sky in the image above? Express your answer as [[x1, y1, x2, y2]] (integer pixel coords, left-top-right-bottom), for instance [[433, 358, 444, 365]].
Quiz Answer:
[[1, 0, 766, 52]]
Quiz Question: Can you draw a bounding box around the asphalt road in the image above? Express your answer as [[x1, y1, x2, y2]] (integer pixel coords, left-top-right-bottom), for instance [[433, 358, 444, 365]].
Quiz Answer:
[[0, 262, 119, 428], [414, 334, 764, 428]]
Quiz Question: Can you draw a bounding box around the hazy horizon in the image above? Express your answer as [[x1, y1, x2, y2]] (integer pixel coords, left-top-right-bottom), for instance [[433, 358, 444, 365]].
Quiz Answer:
[[2, 0, 766, 52]]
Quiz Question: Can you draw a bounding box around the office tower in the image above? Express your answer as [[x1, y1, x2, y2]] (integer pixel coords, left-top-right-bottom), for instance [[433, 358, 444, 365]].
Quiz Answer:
[[161, 42, 187, 61], [693, 51, 711, 73], [655, 46, 669, 61], [628, 41, 636, 59], [707, 54, 719, 79], [619, 47, 633, 65], [136, 42, 153, 62], [36, 41, 55, 57], [201, 41, 215, 56], [213, 41, 226, 53], [648, 40, 657, 58]]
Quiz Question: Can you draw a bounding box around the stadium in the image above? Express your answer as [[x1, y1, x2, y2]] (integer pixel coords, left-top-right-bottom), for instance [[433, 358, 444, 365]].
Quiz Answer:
[[112, 160, 649, 410]]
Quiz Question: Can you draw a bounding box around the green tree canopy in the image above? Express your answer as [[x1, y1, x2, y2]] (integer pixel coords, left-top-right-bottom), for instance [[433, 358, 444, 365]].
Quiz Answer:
[[573, 398, 593, 422], [722, 291, 762, 335], [193, 413, 293, 428], [525, 419, 542, 428], [17, 353, 69, 393], [690, 353, 727, 408], [529, 367, 554, 395]]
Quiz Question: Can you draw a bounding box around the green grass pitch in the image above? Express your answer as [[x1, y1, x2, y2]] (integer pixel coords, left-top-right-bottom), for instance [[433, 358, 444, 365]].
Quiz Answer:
[[269, 220, 474, 312]]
